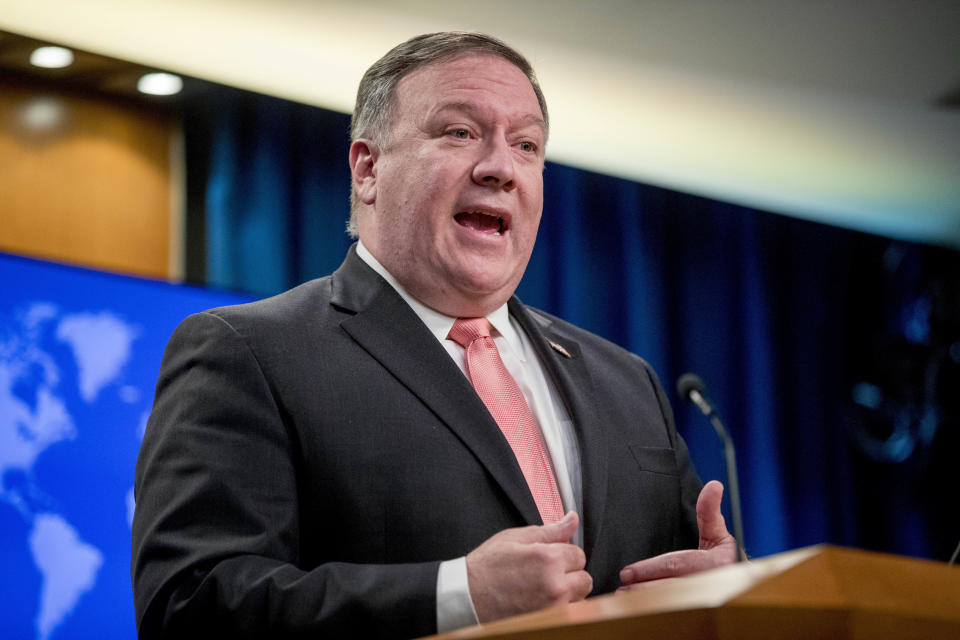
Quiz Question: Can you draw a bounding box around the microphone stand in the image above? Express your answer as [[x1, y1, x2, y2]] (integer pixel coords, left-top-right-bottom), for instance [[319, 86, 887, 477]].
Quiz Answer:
[[683, 379, 747, 563], [699, 394, 746, 563]]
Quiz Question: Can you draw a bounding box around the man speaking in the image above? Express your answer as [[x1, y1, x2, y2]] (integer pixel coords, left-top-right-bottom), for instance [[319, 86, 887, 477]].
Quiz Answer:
[[132, 32, 735, 639]]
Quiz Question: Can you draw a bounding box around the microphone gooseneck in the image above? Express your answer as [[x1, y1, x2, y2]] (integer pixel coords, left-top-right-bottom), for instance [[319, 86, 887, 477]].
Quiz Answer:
[[676, 373, 746, 562]]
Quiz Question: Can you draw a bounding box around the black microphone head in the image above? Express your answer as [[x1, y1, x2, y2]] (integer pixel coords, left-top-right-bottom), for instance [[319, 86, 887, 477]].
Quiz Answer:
[[677, 373, 706, 399]]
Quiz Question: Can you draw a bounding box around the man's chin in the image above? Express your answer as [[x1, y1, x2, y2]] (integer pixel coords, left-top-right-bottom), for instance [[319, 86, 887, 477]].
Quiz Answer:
[[428, 275, 518, 318], [453, 278, 522, 314]]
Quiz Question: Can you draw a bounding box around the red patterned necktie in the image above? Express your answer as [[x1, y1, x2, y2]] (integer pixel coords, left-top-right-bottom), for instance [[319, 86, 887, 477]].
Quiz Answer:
[[448, 317, 564, 524]]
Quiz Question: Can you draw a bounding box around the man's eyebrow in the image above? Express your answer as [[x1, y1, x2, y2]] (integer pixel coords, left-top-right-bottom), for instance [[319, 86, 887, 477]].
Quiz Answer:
[[430, 101, 546, 133], [431, 101, 479, 116], [516, 113, 547, 133]]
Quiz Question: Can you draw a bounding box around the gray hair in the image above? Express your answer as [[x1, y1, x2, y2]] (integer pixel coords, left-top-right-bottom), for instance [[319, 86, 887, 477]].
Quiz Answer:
[[347, 31, 549, 237]]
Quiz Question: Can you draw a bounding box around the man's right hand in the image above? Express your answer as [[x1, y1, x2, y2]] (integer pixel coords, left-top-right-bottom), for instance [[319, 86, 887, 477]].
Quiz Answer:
[[465, 512, 593, 622]]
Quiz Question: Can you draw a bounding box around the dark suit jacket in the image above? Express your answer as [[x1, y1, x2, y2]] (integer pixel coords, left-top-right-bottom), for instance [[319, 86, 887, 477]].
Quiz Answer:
[[131, 246, 701, 639]]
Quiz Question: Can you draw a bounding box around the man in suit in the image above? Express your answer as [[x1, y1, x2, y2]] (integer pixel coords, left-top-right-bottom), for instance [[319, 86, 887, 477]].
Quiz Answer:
[[132, 32, 735, 639]]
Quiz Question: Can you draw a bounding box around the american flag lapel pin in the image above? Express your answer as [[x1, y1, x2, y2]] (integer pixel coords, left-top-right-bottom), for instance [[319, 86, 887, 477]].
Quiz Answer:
[[549, 340, 571, 358]]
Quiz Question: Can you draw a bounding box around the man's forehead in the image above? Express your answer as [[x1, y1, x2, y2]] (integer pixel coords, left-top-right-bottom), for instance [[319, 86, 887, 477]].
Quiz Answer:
[[394, 55, 543, 121], [399, 52, 523, 84]]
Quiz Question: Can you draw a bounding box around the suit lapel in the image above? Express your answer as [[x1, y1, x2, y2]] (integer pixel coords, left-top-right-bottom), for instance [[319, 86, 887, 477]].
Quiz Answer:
[[331, 248, 542, 526], [509, 299, 609, 563]]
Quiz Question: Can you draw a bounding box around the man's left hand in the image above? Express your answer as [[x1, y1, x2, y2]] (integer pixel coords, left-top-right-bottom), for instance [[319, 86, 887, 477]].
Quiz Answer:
[[618, 480, 737, 589]]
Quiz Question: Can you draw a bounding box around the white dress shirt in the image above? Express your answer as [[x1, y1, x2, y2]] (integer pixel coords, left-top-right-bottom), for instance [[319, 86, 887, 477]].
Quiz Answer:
[[355, 242, 583, 632]]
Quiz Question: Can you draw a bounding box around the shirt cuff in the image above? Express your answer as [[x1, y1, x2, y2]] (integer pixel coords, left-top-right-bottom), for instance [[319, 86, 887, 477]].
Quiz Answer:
[[436, 556, 480, 633]]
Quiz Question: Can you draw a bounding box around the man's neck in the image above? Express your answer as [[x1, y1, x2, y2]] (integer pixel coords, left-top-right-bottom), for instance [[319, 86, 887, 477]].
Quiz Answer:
[[355, 240, 507, 319], [355, 240, 519, 350]]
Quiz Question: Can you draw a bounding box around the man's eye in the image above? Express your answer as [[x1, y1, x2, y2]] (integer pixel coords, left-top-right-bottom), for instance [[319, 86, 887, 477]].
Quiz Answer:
[[450, 129, 469, 139], [519, 141, 536, 153]]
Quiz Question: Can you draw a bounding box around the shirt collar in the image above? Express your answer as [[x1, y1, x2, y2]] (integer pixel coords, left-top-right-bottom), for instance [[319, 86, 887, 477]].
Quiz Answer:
[[356, 241, 525, 361]]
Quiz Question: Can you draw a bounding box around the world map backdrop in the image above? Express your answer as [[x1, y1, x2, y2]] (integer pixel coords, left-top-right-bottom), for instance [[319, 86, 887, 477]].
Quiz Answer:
[[0, 253, 250, 639]]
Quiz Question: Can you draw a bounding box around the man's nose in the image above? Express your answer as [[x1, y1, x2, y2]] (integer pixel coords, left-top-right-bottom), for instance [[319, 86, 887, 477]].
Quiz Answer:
[[472, 137, 516, 191]]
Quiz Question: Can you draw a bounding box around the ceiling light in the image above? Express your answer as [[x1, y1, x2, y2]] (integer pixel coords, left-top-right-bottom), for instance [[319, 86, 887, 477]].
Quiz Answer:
[[30, 46, 74, 69], [137, 72, 183, 96]]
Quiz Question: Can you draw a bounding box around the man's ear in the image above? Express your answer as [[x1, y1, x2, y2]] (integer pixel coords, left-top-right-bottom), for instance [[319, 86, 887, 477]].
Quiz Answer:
[[349, 139, 379, 205]]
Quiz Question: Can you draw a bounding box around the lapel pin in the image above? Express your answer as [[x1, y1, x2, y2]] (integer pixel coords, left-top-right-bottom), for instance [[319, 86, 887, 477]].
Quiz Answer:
[[549, 340, 571, 358]]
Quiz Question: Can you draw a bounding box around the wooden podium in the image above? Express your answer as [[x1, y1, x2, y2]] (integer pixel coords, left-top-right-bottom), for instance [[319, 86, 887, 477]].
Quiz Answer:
[[425, 545, 960, 640]]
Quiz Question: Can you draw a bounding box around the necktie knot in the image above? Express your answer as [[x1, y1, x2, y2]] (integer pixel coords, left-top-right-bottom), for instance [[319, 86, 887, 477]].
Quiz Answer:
[[448, 317, 493, 348]]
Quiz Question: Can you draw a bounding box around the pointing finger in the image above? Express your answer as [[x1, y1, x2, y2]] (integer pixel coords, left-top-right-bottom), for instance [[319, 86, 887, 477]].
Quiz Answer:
[[619, 549, 713, 584]]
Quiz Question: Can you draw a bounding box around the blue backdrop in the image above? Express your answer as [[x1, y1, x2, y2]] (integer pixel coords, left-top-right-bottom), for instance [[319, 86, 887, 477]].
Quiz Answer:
[[184, 86, 960, 562], [0, 254, 252, 639]]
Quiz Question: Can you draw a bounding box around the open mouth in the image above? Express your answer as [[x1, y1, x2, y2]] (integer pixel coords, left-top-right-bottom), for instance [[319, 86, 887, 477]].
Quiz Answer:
[[454, 210, 507, 235]]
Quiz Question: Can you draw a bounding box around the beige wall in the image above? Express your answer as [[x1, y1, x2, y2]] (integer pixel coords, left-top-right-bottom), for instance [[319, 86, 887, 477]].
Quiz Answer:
[[0, 79, 173, 279]]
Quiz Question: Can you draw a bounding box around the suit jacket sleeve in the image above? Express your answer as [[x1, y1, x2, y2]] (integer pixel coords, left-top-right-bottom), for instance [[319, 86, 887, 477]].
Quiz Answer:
[[131, 311, 438, 639]]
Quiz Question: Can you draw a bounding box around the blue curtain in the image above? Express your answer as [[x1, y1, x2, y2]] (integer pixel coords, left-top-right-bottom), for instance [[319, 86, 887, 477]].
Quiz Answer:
[[185, 87, 960, 562], [184, 87, 355, 292]]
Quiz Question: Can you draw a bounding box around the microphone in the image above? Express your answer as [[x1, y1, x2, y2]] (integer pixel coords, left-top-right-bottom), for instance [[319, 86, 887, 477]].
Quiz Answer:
[[677, 373, 746, 562]]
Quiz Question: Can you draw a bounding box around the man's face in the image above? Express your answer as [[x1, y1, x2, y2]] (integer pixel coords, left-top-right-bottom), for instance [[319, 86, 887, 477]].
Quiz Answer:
[[353, 54, 546, 317]]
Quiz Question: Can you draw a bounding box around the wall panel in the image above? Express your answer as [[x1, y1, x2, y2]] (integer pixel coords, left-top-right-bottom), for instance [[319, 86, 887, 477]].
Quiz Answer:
[[0, 79, 172, 278]]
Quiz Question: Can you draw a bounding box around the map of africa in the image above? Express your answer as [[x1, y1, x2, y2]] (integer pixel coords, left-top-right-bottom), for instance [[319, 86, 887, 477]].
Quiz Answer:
[[0, 254, 250, 639]]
